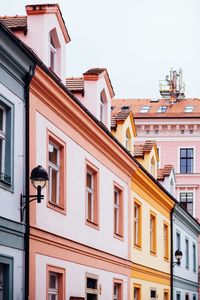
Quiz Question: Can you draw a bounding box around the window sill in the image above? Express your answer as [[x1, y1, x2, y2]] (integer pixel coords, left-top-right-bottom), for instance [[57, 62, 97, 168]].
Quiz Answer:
[[85, 219, 99, 230], [164, 256, 169, 262], [150, 251, 157, 257], [0, 178, 13, 192], [114, 233, 124, 242], [134, 244, 142, 251], [47, 201, 66, 215]]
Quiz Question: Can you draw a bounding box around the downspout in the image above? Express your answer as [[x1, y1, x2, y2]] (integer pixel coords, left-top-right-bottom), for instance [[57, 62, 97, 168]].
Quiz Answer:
[[170, 206, 175, 300], [24, 66, 35, 300]]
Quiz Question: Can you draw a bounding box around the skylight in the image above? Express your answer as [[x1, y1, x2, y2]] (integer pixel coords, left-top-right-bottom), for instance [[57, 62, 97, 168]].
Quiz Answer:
[[184, 106, 193, 113], [140, 106, 150, 113], [157, 106, 167, 113]]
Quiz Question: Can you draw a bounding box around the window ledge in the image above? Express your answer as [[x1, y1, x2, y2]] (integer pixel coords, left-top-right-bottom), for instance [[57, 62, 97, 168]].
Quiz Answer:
[[47, 201, 66, 215], [150, 251, 157, 257], [134, 244, 142, 251], [114, 233, 124, 242], [164, 256, 169, 262], [85, 220, 99, 230]]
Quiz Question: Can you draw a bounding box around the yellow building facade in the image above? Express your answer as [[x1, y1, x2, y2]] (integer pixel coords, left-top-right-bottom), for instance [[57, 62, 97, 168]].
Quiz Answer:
[[111, 111, 175, 299]]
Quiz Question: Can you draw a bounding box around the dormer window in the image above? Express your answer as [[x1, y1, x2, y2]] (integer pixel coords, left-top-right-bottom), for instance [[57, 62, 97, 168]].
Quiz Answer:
[[121, 106, 130, 112], [100, 98, 104, 123], [50, 34, 56, 71], [49, 28, 61, 75], [100, 89, 108, 125], [157, 106, 167, 113], [140, 106, 150, 113], [184, 106, 193, 113]]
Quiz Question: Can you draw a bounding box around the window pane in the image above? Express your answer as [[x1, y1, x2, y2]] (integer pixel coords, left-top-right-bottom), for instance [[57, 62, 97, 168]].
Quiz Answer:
[[87, 192, 92, 221], [87, 278, 97, 289], [49, 145, 58, 165], [49, 273, 57, 289], [0, 139, 2, 173], [51, 169, 58, 203], [0, 109, 3, 131], [180, 149, 186, 157], [187, 149, 193, 157], [87, 173, 92, 189]]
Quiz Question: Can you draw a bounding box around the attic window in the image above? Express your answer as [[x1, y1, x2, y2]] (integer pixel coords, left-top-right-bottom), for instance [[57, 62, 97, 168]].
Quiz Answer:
[[121, 106, 130, 112], [49, 28, 61, 75], [184, 106, 193, 113], [157, 106, 167, 113], [140, 106, 150, 113]]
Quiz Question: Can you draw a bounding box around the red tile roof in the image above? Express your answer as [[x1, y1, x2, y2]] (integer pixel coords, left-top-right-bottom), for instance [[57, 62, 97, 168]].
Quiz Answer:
[[83, 68, 106, 76], [111, 98, 200, 118], [83, 68, 115, 98], [0, 16, 27, 32], [111, 111, 131, 128], [157, 165, 173, 180], [134, 140, 156, 157], [66, 77, 84, 94]]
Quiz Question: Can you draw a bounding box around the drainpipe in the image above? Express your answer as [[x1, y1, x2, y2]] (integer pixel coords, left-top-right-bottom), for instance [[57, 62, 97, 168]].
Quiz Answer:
[[170, 206, 175, 300], [24, 66, 35, 300]]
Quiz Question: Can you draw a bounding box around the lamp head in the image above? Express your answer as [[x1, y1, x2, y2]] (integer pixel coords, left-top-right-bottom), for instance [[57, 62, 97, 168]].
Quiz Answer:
[[30, 165, 49, 189], [175, 249, 183, 265]]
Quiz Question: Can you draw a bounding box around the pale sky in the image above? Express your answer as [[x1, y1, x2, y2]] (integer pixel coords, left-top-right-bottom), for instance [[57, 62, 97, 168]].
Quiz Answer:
[[1, 0, 200, 98]]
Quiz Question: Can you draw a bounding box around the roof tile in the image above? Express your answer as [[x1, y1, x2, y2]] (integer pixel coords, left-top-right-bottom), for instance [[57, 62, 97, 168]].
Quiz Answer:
[[0, 16, 27, 32]]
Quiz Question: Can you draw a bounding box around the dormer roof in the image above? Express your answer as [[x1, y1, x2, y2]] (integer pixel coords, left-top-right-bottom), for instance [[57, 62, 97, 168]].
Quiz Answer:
[[25, 4, 70, 43], [66, 77, 84, 94], [157, 165, 173, 181], [83, 68, 115, 98], [0, 16, 27, 33], [134, 140, 156, 158]]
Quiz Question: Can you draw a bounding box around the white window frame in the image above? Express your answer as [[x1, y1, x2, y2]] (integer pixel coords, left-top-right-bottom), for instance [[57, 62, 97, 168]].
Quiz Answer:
[[100, 98, 104, 123], [185, 237, 189, 269], [157, 106, 167, 113], [178, 146, 195, 174], [114, 188, 120, 235], [140, 106, 150, 113], [0, 105, 6, 175], [49, 33, 57, 71], [48, 272, 59, 300], [179, 191, 194, 216], [193, 243, 196, 273], [184, 106, 193, 113], [48, 142, 60, 205], [134, 204, 139, 245], [86, 170, 95, 222]]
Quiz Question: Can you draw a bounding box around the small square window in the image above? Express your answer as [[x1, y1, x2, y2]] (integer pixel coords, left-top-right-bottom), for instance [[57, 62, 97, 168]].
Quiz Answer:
[[181, 130, 184, 134], [140, 106, 150, 113], [155, 130, 159, 135], [146, 130, 150, 135], [190, 130, 193, 134]]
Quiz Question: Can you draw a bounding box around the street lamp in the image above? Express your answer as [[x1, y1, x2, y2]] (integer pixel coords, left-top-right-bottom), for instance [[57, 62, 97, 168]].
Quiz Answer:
[[173, 249, 183, 266], [20, 165, 49, 222]]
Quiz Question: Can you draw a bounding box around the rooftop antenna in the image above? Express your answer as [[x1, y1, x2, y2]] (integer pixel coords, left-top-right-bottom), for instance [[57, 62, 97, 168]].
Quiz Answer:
[[159, 68, 185, 103]]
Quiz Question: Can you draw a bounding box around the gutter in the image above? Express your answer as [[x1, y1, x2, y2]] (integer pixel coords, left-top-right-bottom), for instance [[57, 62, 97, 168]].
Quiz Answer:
[[170, 206, 175, 300], [24, 66, 35, 300]]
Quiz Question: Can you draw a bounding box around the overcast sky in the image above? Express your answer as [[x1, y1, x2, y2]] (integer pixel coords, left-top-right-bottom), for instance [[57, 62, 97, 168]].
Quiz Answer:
[[1, 0, 200, 98]]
